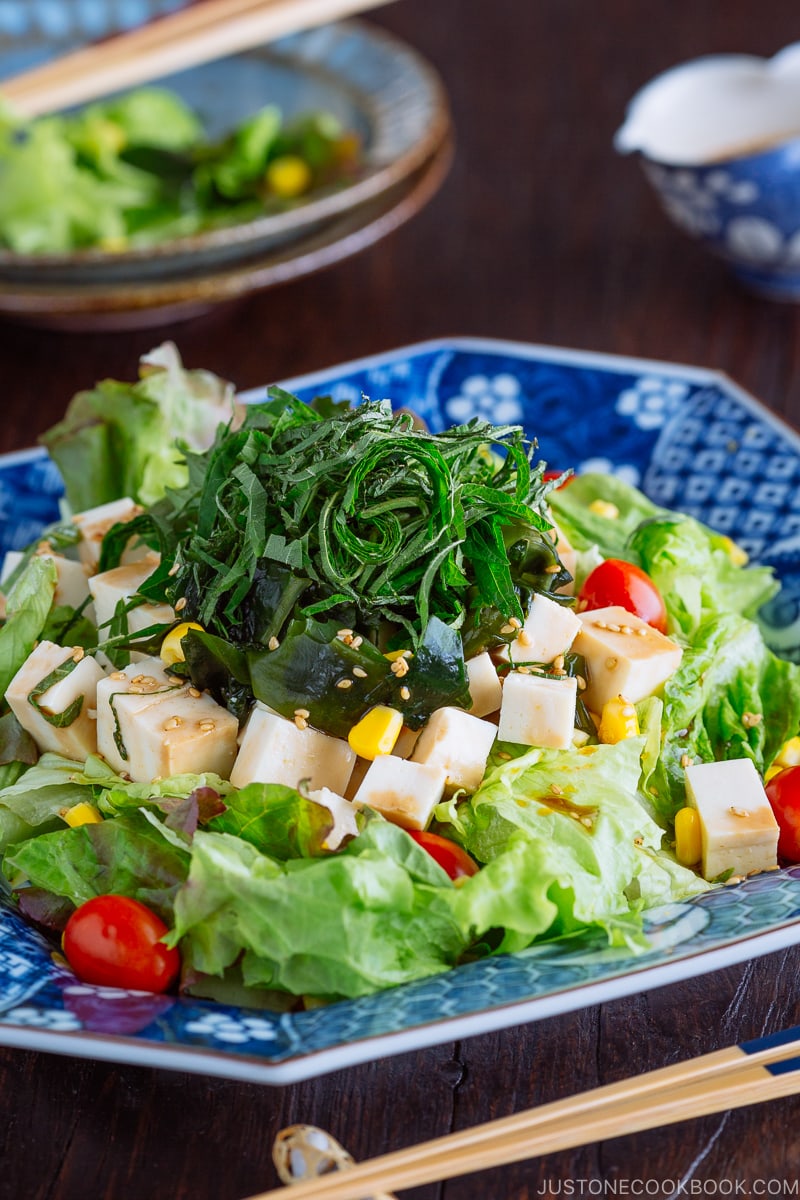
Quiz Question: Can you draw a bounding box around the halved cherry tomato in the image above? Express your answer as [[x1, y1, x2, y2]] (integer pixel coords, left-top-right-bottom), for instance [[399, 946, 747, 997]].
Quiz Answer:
[[766, 765, 800, 863], [578, 559, 668, 634], [63, 895, 180, 993], [408, 830, 479, 880]]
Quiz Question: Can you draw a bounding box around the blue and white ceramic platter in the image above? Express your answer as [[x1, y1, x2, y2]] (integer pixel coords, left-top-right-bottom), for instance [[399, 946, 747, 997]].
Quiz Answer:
[[1, 336, 800, 1085]]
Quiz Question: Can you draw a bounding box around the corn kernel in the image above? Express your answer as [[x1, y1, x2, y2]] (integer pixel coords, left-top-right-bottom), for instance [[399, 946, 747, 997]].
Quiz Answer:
[[765, 763, 783, 783], [776, 736, 800, 768], [160, 621, 204, 666], [588, 499, 619, 519], [719, 535, 749, 566], [266, 155, 312, 198], [675, 806, 702, 866], [348, 706, 404, 760], [597, 695, 639, 744], [61, 801, 103, 828], [384, 649, 411, 662]]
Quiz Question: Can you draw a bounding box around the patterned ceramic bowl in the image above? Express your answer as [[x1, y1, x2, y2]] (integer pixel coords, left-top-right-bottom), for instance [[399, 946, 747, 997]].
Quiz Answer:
[[616, 44, 800, 301]]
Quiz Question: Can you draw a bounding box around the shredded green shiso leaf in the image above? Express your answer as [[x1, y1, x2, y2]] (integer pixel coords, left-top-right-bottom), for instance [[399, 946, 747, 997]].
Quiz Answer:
[[107, 389, 571, 649]]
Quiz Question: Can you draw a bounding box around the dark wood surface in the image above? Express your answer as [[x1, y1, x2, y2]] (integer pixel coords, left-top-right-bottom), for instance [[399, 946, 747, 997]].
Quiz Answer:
[[1, 1, 800, 1197]]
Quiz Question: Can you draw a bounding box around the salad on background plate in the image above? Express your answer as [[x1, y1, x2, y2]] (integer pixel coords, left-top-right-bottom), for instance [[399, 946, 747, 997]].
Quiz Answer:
[[0, 337, 799, 1084]]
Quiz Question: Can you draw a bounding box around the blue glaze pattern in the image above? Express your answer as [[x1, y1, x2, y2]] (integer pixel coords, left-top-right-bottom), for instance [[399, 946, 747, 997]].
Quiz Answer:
[[1, 337, 800, 1083]]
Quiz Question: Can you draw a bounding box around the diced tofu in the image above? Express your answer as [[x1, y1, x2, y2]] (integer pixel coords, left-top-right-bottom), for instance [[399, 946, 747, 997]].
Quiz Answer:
[[496, 593, 582, 665], [572, 605, 682, 711], [6, 641, 105, 761], [71, 497, 145, 569], [230, 703, 356, 794], [466, 652, 503, 717], [353, 755, 447, 830], [411, 706, 497, 793], [1, 550, 92, 612], [89, 554, 174, 660], [307, 787, 360, 849], [498, 671, 577, 749], [685, 758, 779, 881], [95, 657, 237, 782]]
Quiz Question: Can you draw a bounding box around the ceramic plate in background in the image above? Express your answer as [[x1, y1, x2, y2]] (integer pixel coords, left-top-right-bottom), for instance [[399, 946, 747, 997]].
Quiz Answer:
[[0, 6, 451, 319], [0, 337, 799, 1084]]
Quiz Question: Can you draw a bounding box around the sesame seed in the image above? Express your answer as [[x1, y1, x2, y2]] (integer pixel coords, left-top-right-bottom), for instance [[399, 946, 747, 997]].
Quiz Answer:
[[636, 626, 649, 637], [294, 716, 308, 731], [680, 754, 691, 768], [110, 671, 127, 681], [605, 657, 618, 670], [188, 687, 201, 698], [175, 597, 187, 612], [595, 620, 608, 630], [553, 667, 567, 677], [268, 636, 280, 651], [168, 562, 180, 577], [725, 875, 744, 886], [742, 712, 762, 728], [729, 806, 750, 818], [509, 617, 522, 630], [336, 678, 353, 689], [552, 654, 565, 671], [580, 816, 593, 828], [337, 628, 354, 639], [294, 708, 310, 720], [517, 631, 532, 647], [545, 564, 560, 574], [496, 751, 512, 761], [500, 623, 515, 635], [400, 686, 410, 700], [352, 667, 368, 678], [163, 716, 183, 730], [198, 720, 216, 732], [517, 665, 532, 674], [620, 625, 633, 636], [71, 647, 85, 662], [607, 623, 621, 633], [550, 784, 563, 795], [576, 674, 586, 690], [391, 657, 410, 677], [634, 836, 644, 846], [132, 675, 146, 684], [351, 636, 363, 650]]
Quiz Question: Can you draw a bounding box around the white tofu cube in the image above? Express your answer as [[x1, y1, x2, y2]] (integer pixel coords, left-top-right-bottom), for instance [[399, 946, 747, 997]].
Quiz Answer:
[[2, 550, 92, 613], [89, 555, 174, 660], [230, 703, 356, 795], [6, 641, 105, 761], [498, 671, 577, 749], [572, 605, 682, 712], [72, 497, 145, 569], [96, 657, 237, 782], [390, 726, 421, 760], [685, 758, 779, 881], [411, 706, 497, 793], [466, 652, 503, 717], [497, 593, 582, 665], [353, 755, 446, 830], [307, 787, 360, 849]]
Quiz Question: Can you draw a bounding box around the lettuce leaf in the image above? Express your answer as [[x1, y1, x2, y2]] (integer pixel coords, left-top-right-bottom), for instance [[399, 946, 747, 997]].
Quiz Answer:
[[39, 343, 238, 510], [170, 821, 465, 999], [648, 613, 800, 819], [436, 737, 707, 954]]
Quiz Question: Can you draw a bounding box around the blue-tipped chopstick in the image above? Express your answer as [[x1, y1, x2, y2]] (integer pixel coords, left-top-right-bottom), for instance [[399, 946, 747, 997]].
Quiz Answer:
[[248, 1025, 800, 1199]]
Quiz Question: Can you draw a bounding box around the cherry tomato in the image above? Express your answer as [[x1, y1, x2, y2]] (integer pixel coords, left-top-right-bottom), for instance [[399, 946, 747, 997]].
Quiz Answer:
[[578, 559, 668, 634], [542, 469, 573, 489], [408, 830, 479, 880], [63, 895, 180, 993], [766, 766, 800, 863]]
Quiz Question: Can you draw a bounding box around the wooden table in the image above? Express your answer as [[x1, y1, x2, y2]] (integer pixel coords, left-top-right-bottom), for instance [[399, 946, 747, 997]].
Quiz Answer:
[[1, 1, 799, 1196]]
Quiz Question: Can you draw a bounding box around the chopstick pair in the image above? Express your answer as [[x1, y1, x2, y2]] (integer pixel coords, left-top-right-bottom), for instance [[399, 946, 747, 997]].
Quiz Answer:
[[248, 1024, 800, 1200], [1, 0, 397, 118]]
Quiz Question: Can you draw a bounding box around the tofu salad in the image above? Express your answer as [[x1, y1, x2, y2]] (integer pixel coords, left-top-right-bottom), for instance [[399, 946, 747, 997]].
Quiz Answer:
[[1, 345, 799, 1006]]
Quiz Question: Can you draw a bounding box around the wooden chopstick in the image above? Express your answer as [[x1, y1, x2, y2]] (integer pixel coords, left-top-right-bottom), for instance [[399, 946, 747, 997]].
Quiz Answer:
[[244, 1026, 800, 1199], [1, 0, 398, 118]]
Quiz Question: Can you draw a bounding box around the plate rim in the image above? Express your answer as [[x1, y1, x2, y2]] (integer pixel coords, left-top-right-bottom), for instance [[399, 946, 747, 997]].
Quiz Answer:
[[1, 335, 799, 1085]]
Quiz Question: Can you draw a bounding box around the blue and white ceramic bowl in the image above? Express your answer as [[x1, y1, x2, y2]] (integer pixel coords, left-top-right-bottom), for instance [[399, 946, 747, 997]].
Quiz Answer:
[[616, 44, 800, 301]]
